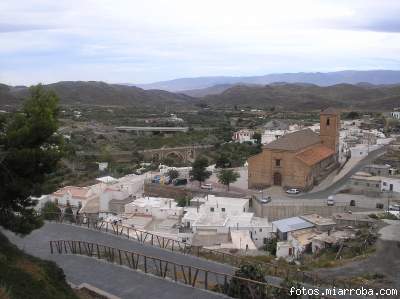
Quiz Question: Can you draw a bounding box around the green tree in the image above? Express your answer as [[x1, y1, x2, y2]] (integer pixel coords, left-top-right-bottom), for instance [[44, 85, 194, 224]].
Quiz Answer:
[[189, 157, 212, 186], [167, 169, 179, 180], [217, 169, 240, 191], [41, 201, 61, 221], [253, 132, 262, 144], [64, 204, 75, 223], [227, 263, 267, 299], [0, 85, 64, 234], [264, 237, 277, 256]]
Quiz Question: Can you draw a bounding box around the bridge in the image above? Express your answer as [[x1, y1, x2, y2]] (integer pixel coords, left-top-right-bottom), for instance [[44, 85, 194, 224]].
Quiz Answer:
[[140, 145, 214, 163], [116, 126, 189, 134]]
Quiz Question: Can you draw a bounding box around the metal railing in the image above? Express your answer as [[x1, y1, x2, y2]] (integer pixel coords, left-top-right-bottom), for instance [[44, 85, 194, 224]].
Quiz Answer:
[[42, 212, 191, 253], [42, 213, 386, 295], [50, 240, 336, 299]]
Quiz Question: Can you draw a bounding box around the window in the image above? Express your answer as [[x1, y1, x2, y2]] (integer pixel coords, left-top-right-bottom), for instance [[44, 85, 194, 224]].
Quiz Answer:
[[366, 183, 370, 187], [243, 208, 245, 212], [275, 159, 281, 167], [263, 238, 268, 244], [221, 208, 225, 212], [66, 200, 70, 205], [210, 207, 214, 212], [383, 182, 387, 186], [326, 118, 330, 126], [259, 228, 262, 232], [376, 184, 379, 188]]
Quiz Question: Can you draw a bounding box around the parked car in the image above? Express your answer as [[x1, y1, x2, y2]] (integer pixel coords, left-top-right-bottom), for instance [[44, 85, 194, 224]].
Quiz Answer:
[[260, 196, 272, 204], [152, 175, 161, 184], [173, 178, 188, 186], [286, 188, 300, 195], [201, 183, 213, 190], [327, 195, 335, 206], [389, 204, 400, 211]]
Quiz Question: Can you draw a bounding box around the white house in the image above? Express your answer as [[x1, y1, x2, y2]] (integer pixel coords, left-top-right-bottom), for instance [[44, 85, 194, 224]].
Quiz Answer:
[[232, 129, 255, 143], [182, 195, 272, 248], [381, 177, 400, 194], [125, 197, 183, 219], [49, 186, 99, 209]]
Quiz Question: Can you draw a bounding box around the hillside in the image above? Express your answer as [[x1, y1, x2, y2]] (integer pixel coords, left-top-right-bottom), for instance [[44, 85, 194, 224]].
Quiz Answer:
[[0, 81, 194, 109], [0, 232, 78, 299], [200, 83, 400, 110], [136, 70, 400, 91], [2, 81, 400, 111]]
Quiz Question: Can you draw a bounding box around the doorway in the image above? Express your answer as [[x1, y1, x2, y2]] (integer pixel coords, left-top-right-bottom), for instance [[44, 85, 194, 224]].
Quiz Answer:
[[273, 172, 282, 185]]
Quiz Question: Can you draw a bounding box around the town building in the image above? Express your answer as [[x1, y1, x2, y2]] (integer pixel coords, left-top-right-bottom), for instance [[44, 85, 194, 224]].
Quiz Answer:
[[49, 185, 101, 209], [381, 177, 400, 194], [348, 172, 382, 196], [125, 197, 183, 220], [182, 195, 272, 248], [248, 108, 340, 190], [232, 129, 255, 143], [363, 164, 391, 177]]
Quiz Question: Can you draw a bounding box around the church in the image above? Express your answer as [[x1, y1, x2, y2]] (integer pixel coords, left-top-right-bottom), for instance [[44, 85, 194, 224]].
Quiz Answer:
[[248, 108, 340, 191]]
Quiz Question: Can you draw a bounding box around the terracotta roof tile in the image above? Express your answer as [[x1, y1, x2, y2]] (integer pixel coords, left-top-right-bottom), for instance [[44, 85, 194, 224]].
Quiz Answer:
[[295, 145, 335, 166], [53, 186, 91, 199], [264, 129, 320, 151]]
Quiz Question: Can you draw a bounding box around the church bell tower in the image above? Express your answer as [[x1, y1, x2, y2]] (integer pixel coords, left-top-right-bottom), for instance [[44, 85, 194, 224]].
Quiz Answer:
[[320, 108, 340, 158]]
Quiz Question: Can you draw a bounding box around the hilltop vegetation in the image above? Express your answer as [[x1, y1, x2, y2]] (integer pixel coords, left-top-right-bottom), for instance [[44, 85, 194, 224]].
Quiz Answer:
[[1, 80, 400, 111], [0, 232, 78, 299]]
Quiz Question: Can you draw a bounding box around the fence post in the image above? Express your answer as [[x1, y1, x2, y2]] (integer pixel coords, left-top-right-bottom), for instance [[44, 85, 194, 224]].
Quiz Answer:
[[144, 256, 147, 273], [50, 241, 53, 254], [204, 271, 208, 290]]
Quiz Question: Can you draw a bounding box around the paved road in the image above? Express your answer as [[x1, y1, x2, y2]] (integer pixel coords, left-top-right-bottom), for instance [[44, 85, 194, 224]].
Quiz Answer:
[[2, 222, 230, 299], [298, 146, 387, 199]]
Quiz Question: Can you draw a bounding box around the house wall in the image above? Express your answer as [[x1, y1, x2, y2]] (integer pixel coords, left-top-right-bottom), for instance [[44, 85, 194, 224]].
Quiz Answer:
[[381, 177, 400, 193]]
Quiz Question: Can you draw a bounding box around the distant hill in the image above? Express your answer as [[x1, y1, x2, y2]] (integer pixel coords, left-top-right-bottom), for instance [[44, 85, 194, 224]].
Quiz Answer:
[[181, 84, 249, 97], [135, 70, 400, 92], [2, 80, 400, 111], [200, 83, 400, 111], [0, 81, 194, 109]]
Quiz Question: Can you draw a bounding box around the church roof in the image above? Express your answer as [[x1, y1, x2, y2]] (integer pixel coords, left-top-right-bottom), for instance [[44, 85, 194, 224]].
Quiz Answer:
[[295, 145, 335, 166], [264, 129, 320, 151]]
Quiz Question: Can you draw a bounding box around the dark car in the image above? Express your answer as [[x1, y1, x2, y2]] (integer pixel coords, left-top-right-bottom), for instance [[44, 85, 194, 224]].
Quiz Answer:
[[173, 178, 188, 186]]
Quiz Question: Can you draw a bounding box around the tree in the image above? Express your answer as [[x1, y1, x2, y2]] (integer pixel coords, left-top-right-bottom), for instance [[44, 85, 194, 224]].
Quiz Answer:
[[189, 157, 211, 186], [217, 169, 240, 191], [167, 169, 179, 180], [64, 204, 75, 223], [0, 85, 64, 234], [41, 201, 61, 221], [227, 263, 267, 299], [253, 132, 262, 144]]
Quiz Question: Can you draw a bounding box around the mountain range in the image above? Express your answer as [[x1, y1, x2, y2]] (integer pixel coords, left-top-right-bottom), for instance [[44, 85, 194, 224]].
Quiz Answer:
[[136, 70, 400, 92], [1, 78, 400, 112], [0, 81, 193, 109]]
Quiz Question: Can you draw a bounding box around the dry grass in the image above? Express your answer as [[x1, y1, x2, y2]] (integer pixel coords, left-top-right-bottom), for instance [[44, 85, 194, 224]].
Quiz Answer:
[[0, 286, 11, 299], [15, 259, 44, 280]]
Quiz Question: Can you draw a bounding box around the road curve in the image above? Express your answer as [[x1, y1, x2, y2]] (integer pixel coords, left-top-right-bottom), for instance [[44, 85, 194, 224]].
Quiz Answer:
[[2, 222, 231, 299]]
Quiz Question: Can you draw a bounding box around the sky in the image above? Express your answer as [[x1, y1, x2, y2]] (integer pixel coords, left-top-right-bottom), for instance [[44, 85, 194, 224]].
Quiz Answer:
[[1, 0, 400, 85]]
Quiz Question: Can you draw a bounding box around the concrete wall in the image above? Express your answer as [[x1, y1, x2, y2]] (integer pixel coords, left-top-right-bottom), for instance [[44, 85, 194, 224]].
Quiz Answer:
[[144, 183, 191, 199], [253, 201, 347, 221]]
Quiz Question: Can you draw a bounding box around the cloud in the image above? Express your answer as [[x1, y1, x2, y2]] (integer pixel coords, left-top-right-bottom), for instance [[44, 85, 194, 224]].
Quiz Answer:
[[0, 0, 399, 85]]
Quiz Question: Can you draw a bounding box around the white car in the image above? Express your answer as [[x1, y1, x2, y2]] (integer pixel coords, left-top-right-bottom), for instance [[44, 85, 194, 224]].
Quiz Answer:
[[286, 188, 300, 194], [327, 195, 335, 206], [201, 183, 213, 190]]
